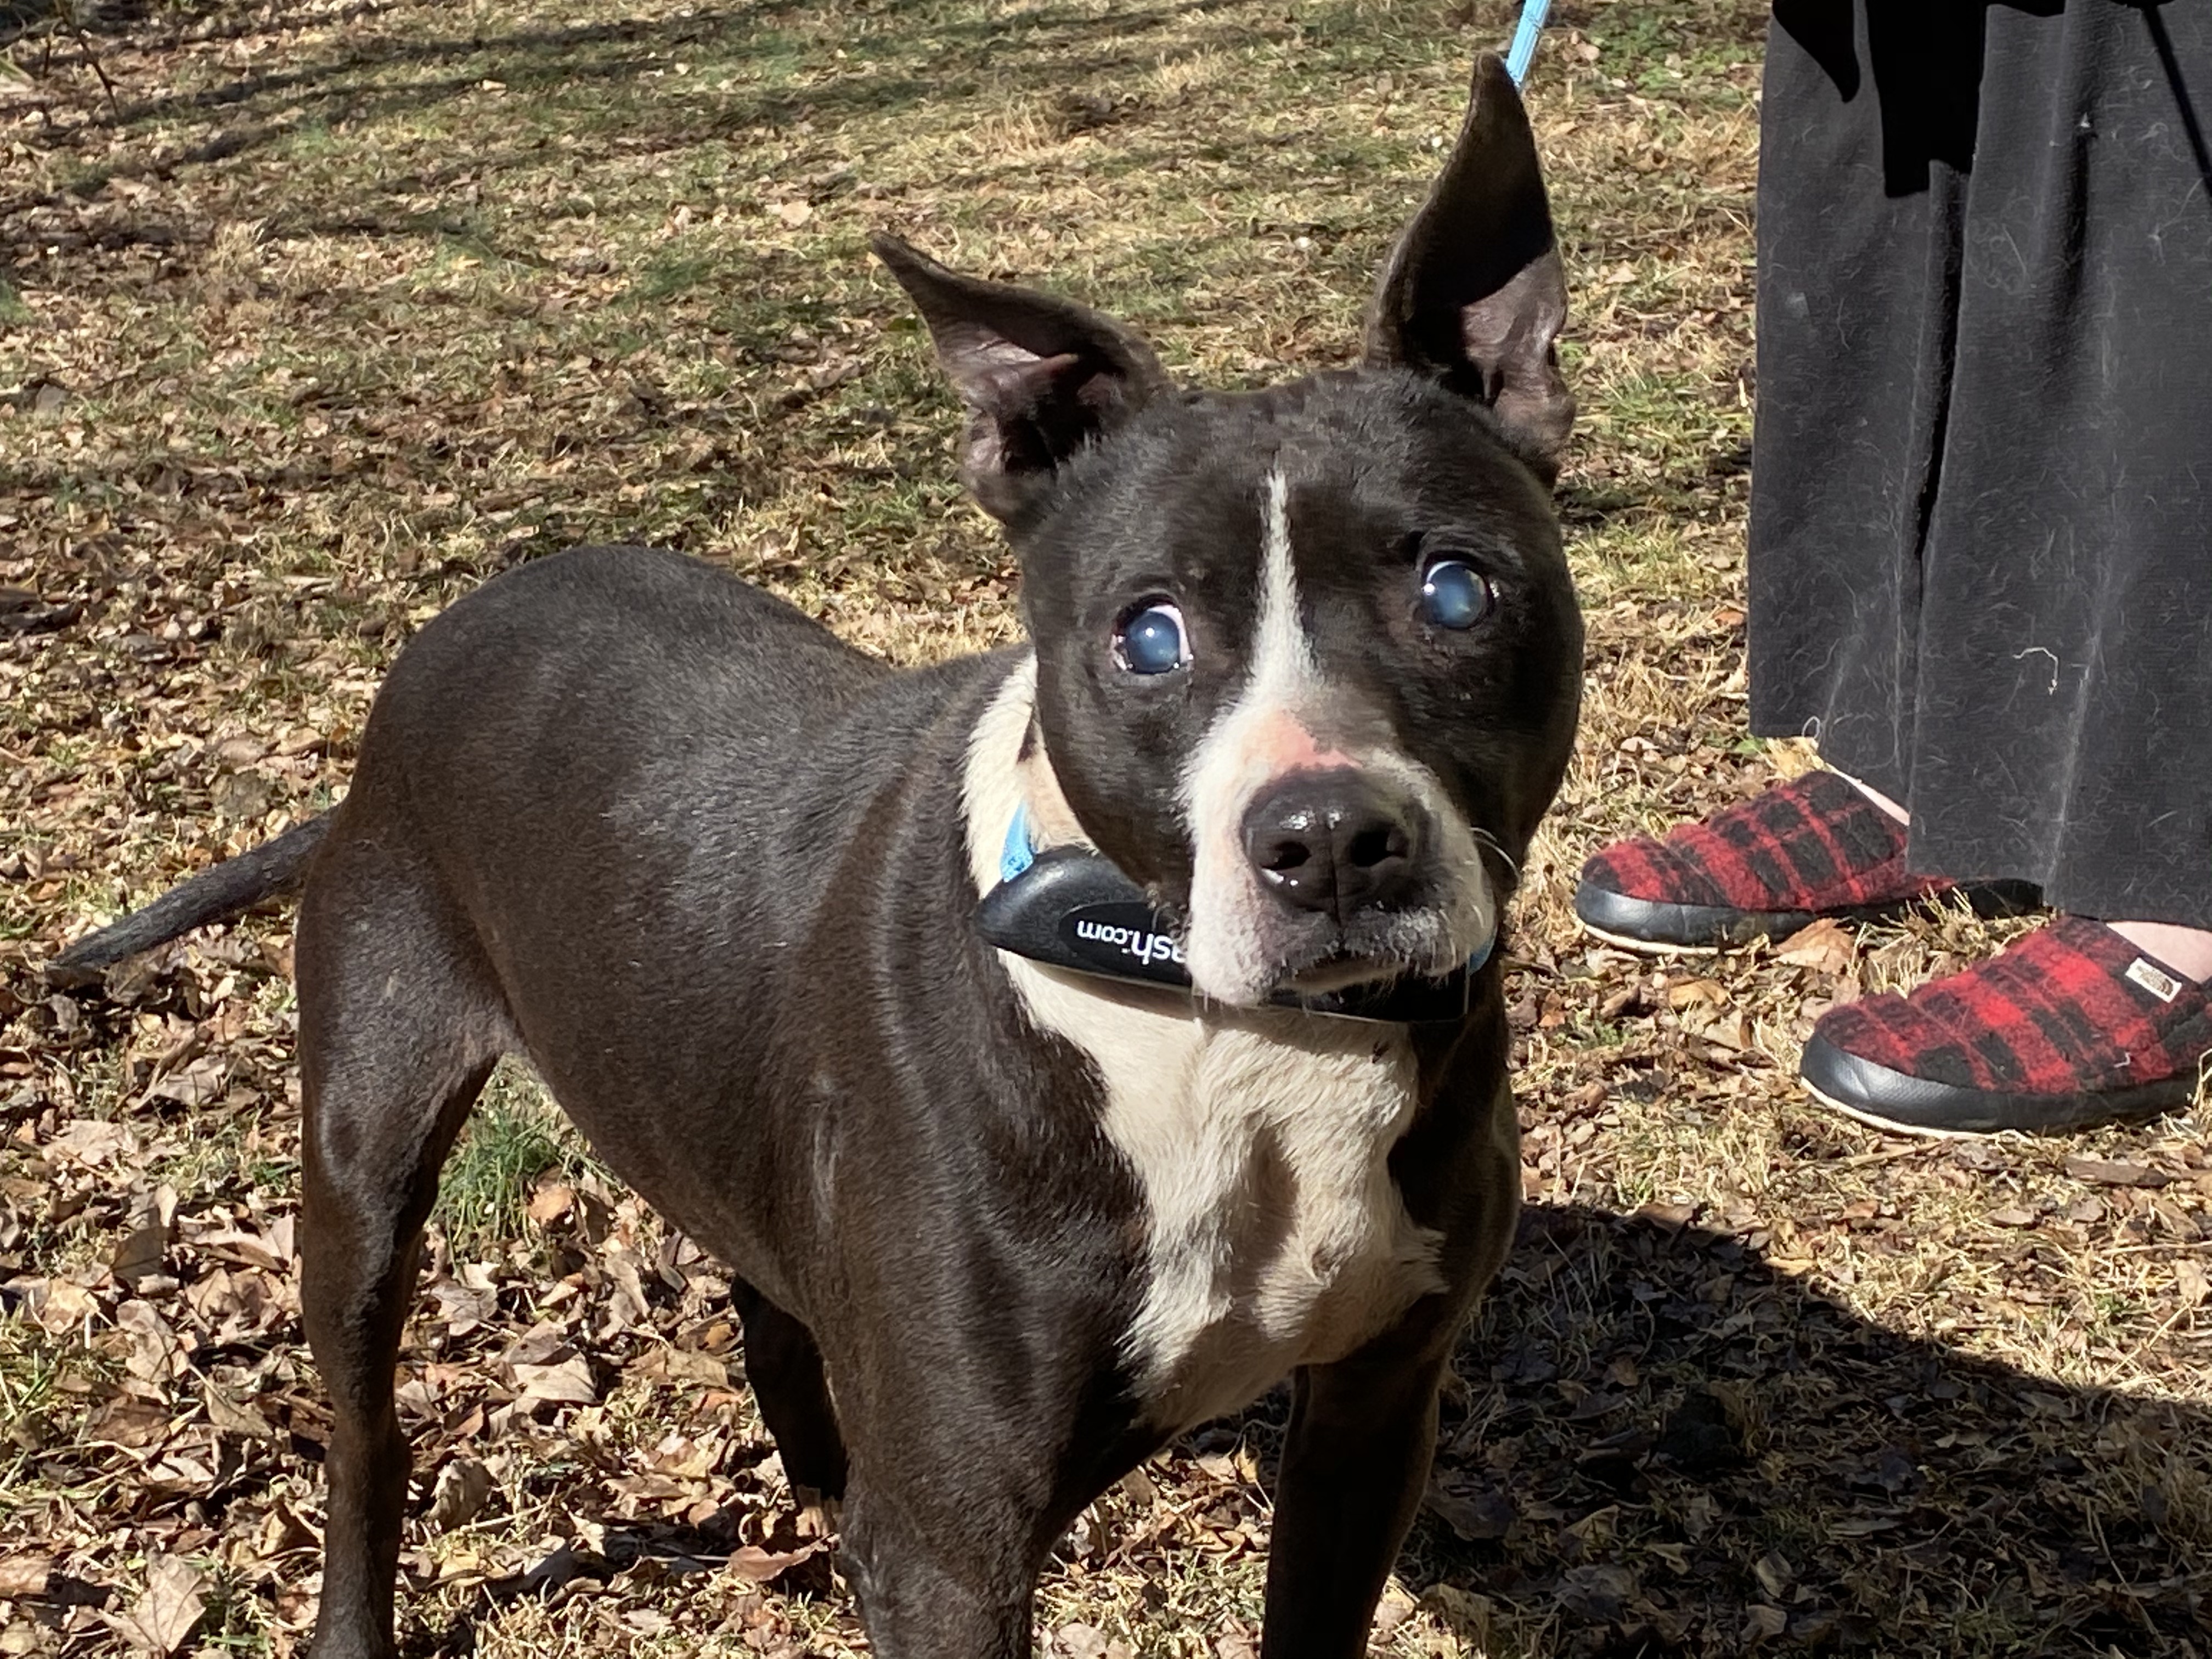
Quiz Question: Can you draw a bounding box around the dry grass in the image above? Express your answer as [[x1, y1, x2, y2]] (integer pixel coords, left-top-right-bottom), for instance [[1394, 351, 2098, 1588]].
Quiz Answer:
[[2, 1, 2208, 1656]]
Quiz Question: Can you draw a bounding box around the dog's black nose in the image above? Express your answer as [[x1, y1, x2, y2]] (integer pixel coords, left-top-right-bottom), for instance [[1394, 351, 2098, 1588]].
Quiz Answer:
[[1243, 769, 1424, 915]]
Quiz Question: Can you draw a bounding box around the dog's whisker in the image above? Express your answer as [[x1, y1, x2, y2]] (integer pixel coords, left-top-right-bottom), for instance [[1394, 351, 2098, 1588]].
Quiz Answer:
[[1469, 825, 1522, 883]]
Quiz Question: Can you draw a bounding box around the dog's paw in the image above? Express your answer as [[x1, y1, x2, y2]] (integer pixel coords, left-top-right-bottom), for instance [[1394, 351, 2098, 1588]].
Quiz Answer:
[[793, 1488, 843, 1541]]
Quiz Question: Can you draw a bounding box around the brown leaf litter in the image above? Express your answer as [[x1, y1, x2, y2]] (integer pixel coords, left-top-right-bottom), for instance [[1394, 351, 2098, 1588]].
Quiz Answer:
[[3, 1, 2207, 1656]]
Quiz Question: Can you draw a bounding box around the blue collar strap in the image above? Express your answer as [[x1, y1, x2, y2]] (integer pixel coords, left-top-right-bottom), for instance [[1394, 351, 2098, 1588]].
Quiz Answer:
[[1000, 800, 1039, 884], [980, 806, 1493, 1024]]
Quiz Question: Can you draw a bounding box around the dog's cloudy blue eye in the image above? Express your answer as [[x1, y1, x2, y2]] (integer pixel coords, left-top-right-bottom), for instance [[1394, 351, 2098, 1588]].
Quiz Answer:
[[1116, 603, 1190, 675], [1420, 560, 1492, 630]]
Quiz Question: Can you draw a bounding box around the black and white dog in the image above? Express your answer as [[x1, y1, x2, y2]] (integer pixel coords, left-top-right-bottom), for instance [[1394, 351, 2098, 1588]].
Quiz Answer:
[[50, 54, 1581, 1659]]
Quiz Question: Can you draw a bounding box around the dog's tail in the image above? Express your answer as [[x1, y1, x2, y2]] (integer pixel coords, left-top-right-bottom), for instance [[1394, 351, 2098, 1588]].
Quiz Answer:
[[43, 814, 334, 990]]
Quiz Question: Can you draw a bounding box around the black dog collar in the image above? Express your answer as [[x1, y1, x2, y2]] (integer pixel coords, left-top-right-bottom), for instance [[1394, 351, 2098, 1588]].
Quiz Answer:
[[975, 805, 1488, 1025]]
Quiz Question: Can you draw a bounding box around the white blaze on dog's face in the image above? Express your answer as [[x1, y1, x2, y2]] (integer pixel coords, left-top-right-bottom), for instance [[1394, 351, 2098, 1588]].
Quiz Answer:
[[1178, 470, 1497, 1005]]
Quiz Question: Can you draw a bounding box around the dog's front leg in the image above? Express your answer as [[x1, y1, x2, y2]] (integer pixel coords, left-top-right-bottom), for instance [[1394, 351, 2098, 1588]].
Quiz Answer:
[[838, 1486, 1042, 1659], [1258, 1334, 1453, 1659]]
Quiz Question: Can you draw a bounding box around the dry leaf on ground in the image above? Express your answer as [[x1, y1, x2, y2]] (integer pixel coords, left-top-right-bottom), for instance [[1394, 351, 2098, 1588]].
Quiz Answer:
[[103, 1559, 205, 1658]]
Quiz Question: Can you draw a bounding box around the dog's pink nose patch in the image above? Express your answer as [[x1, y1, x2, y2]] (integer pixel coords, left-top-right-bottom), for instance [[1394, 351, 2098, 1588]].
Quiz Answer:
[[1247, 709, 1353, 778]]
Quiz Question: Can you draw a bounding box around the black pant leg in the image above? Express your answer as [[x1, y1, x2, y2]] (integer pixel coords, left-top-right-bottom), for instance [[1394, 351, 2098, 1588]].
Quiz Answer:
[[1746, 2, 1986, 802], [1908, 3, 2212, 929], [1747, 2, 2212, 929]]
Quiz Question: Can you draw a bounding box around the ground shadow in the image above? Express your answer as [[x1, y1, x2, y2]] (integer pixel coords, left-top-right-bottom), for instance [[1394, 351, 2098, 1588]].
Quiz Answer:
[[409, 1509, 836, 1657], [1372, 1200, 2211, 1656], [67, 0, 1258, 146], [421, 1197, 2210, 1658], [5, 0, 1295, 265]]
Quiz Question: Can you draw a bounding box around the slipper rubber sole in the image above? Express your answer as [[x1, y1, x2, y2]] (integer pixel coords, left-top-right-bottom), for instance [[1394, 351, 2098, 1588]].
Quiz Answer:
[[1797, 1031, 2196, 1137], [1571, 877, 2042, 956]]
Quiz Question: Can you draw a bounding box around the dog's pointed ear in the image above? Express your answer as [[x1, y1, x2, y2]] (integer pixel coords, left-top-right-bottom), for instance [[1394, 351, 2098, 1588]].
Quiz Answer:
[[1364, 53, 1573, 482], [873, 234, 1171, 522]]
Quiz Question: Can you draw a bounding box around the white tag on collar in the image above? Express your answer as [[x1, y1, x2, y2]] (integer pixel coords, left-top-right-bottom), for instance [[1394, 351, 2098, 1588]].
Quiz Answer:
[[2125, 957, 2182, 1004]]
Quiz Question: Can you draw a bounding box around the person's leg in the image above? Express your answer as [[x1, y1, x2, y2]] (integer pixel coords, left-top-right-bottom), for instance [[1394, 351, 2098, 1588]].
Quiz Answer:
[[1836, 785, 2212, 985], [1799, 4, 2212, 1135], [1830, 770, 1905, 825], [1897, 3, 2212, 933], [2107, 924, 2212, 986], [1745, 2, 1994, 800], [1573, 5, 2039, 955]]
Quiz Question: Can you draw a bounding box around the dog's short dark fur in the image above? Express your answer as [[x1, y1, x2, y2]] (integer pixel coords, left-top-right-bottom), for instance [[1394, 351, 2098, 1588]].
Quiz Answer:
[[50, 55, 1581, 1659]]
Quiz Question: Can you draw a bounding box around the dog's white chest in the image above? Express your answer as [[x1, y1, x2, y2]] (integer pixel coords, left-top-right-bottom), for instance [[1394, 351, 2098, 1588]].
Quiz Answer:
[[1002, 958, 1446, 1432], [1115, 1014, 1445, 1432]]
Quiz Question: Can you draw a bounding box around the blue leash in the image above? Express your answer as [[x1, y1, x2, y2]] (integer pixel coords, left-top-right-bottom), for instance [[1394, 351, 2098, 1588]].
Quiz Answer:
[[1505, 0, 1551, 86]]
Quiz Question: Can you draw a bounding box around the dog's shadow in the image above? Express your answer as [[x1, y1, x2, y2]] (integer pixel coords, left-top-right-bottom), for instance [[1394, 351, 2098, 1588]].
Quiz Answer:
[[394, 1199, 2203, 1658], [1357, 1200, 2210, 1657]]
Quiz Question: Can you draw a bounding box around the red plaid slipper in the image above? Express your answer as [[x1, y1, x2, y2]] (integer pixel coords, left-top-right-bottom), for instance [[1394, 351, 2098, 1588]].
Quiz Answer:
[[1574, 770, 2037, 952], [1801, 917, 2212, 1135]]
